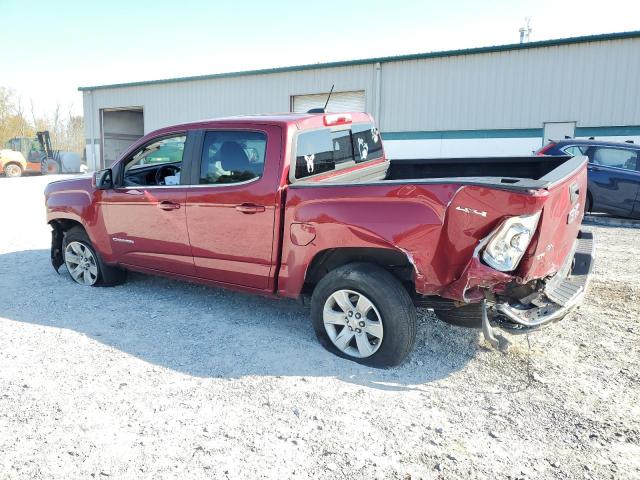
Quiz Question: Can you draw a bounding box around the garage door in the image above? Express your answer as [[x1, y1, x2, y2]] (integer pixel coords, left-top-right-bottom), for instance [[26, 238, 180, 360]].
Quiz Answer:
[[291, 90, 366, 113], [101, 109, 144, 169]]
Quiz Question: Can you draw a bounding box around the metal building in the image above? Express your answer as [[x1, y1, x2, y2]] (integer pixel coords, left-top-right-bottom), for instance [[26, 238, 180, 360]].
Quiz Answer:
[[81, 31, 640, 170]]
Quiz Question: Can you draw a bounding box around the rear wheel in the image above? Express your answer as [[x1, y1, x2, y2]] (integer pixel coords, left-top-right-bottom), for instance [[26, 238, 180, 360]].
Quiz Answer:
[[310, 263, 416, 367], [62, 227, 126, 286], [45, 159, 60, 174], [4, 163, 22, 178]]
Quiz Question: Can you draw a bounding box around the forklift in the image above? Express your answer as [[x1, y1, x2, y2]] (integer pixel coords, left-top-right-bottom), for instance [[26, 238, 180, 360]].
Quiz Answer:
[[2, 131, 62, 175]]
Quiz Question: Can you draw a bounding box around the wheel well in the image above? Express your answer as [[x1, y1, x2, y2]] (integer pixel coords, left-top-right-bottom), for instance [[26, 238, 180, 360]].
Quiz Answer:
[[49, 218, 85, 234], [3, 161, 23, 170], [49, 219, 86, 271], [303, 247, 415, 295]]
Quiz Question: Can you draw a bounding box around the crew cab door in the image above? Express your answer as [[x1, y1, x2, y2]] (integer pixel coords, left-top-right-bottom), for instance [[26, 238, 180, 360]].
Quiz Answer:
[[586, 146, 640, 217], [185, 125, 282, 290], [101, 131, 196, 275]]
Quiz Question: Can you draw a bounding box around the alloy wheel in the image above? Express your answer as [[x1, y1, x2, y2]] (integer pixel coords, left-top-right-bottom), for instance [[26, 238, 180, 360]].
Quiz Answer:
[[323, 289, 384, 358], [64, 241, 98, 285]]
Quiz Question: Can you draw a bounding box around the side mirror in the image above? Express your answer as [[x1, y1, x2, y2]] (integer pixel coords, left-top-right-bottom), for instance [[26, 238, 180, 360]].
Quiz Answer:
[[94, 168, 113, 190]]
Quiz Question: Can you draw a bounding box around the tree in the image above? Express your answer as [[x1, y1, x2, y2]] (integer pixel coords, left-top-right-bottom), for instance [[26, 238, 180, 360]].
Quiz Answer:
[[0, 87, 33, 147], [1, 86, 84, 157]]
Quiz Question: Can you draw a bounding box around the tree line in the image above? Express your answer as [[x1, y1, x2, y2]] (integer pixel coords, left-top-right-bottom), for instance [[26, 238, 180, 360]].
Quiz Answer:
[[0, 87, 84, 157]]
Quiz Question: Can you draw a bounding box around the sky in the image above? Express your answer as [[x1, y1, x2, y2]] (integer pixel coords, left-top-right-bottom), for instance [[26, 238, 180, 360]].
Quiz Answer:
[[1, 0, 639, 117]]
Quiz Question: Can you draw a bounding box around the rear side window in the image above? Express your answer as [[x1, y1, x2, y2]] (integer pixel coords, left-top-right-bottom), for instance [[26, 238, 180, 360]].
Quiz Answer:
[[294, 122, 382, 179], [200, 131, 267, 184], [592, 147, 638, 171], [562, 145, 589, 156]]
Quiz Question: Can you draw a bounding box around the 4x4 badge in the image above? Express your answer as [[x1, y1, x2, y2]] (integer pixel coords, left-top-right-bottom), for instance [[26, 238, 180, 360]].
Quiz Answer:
[[455, 206, 487, 217]]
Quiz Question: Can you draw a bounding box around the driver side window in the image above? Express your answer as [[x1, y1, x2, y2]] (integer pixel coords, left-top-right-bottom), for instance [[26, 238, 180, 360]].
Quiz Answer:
[[123, 135, 186, 187]]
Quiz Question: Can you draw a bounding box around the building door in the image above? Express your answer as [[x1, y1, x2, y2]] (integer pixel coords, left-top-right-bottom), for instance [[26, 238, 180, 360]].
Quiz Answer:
[[291, 90, 365, 113], [543, 122, 576, 145], [101, 108, 144, 169]]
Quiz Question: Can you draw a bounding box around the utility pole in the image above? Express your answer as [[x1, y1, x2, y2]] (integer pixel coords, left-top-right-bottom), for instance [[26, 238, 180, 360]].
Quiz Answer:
[[519, 17, 532, 43]]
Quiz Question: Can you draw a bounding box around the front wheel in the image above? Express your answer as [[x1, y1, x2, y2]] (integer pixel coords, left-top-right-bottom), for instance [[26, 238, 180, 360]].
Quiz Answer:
[[4, 163, 23, 178], [62, 226, 126, 286], [310, 263, 416, 367]]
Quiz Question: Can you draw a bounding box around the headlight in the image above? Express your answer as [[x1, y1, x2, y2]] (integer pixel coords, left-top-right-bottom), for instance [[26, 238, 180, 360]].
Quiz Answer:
[[482, 212, 541, 272]]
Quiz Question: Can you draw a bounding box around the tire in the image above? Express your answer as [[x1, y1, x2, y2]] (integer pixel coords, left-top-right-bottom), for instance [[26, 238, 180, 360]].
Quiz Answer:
[[4, 163, 23, 178], [62, 226, 126, 286], [310, 262, 416, 367], [434, 303, 484, 328]]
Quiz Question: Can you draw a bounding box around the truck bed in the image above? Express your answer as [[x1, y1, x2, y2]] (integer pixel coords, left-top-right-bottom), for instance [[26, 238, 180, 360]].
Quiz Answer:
[[299, 155, 582, 191], [284, 154, 588, 300]]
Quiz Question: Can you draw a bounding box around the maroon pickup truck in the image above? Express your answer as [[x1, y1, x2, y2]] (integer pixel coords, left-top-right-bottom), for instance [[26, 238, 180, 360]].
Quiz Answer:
[[45, 112, 594, 366]]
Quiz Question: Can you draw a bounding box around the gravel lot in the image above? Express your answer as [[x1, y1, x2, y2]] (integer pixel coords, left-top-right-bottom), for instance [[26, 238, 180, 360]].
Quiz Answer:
[[0, 175, 638, 479]]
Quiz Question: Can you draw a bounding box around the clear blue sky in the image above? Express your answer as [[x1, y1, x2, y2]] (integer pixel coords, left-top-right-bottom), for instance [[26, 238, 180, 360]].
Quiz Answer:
[[1, 0, 639, 116]]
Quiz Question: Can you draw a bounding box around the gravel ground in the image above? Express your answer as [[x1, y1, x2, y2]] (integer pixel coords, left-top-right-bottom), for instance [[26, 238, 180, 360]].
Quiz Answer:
[[0, 175, 638, 480]]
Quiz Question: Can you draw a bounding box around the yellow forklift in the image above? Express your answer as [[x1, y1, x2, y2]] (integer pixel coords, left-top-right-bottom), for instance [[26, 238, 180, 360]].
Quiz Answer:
[[0, 131, 63, 177]]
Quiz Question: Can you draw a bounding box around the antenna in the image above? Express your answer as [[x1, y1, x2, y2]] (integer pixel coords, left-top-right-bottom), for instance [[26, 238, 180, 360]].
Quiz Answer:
[[519, 17, 532, 43], [323, 84, 335, 111], [307, 84, 335, 114]]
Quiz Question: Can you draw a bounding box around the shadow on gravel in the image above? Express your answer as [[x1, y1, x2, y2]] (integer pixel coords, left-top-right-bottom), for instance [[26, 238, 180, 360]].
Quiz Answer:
[[0, 249, 479, 390]]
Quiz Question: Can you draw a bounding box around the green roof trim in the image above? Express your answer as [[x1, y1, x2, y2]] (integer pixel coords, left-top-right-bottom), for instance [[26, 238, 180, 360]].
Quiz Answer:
[[79, 30, 640, 92], [382, 128, 544, 140], [575, 125, 640, 137], [382, 125, 640, 141]]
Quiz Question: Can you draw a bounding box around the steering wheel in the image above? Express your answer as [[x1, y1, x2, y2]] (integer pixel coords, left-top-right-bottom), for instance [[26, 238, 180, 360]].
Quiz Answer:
[[155, 165, 180, 185]]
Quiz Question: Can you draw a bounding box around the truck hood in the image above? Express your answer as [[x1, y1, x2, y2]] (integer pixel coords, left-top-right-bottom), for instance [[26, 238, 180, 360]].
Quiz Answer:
[[44, 175, 94, 198]]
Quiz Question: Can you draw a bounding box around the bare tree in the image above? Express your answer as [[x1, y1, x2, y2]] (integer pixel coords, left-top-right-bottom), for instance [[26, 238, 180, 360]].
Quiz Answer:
[[1, 87, 84, 157]]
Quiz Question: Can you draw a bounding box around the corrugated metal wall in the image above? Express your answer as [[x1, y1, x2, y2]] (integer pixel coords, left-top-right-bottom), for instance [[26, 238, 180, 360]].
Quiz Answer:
[[83, 36, 640, 165], [84, 64, 376, 141], [379, 37, 640, 132]]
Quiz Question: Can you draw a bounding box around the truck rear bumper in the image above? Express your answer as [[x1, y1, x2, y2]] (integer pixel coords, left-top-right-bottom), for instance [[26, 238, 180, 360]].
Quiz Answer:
[[492, 230, 595, 329]]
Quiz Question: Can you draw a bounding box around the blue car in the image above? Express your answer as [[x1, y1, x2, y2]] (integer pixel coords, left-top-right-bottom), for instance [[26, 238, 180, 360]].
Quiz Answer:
[[538, 139, 640, 219]]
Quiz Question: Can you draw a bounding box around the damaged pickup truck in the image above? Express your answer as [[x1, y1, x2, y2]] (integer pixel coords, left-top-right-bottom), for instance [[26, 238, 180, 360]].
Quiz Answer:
[[45, 112, 594, 367]]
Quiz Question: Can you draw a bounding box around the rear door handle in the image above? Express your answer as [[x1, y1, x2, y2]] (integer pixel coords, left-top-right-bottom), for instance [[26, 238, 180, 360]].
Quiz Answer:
[[235, 203, 265, 214], [158, 201, 181, 210]]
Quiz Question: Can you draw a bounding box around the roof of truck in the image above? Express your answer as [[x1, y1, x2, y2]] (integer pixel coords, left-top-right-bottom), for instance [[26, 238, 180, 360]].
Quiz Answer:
[[152, 112, 374, 134]]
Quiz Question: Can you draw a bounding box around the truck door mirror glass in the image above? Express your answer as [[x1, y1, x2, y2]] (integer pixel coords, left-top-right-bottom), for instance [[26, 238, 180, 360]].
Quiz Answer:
[[95, 168, 113, 189]]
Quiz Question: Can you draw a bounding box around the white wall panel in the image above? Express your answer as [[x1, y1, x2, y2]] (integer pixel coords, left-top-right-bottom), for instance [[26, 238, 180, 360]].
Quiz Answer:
[[379, 38, 640, 132], [83, 36, 640, 159]]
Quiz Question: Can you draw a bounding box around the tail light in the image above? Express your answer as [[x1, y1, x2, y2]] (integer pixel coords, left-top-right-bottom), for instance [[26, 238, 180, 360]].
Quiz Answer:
[[536, 143, 556, 156], [482, 212, 541, 272]]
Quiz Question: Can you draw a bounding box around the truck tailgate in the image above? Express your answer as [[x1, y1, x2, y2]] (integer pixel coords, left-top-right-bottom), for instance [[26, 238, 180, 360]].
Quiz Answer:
[[517, 157, 588, 282]]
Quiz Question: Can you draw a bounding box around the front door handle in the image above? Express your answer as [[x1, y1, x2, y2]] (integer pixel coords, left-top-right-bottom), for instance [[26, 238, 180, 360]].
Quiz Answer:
[[235, 203, 265, 214], [158, 201, 181, 211]]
